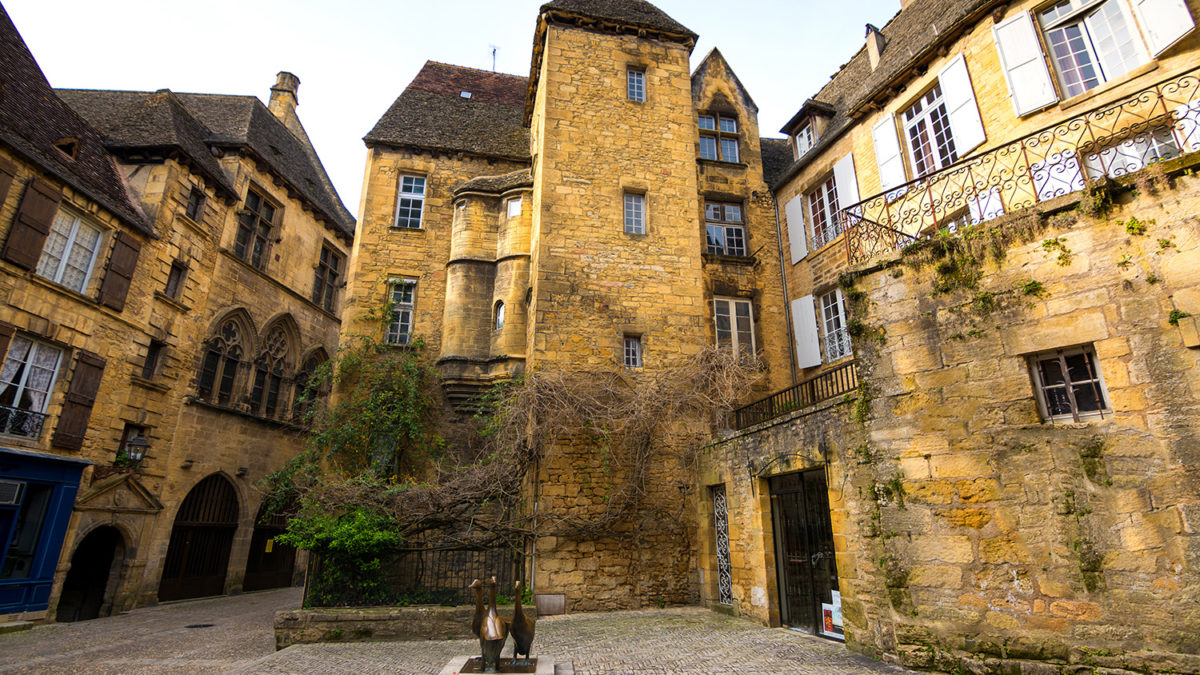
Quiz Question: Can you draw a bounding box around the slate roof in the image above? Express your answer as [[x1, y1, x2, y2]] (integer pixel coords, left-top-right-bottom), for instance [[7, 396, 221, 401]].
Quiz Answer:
[[0, 7, 148, 233], [771, 0, 1001, 190], [453, 169, 534, 196], [365, 62, 530, 162], [759, 138, 793, 187], [59, 88, 356, 238], [540, 0, 696, 39]]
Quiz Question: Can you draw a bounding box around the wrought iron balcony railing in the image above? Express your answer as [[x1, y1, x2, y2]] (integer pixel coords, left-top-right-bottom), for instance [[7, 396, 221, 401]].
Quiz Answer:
[[732, 361, 858, 431], [0, 404, 47, 439], [840, 67, 1200, 265]]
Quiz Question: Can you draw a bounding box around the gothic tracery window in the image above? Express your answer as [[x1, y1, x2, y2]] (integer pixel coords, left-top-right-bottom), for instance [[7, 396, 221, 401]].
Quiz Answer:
[[250, 325, 291, 419], [198, 320, 243, 405]]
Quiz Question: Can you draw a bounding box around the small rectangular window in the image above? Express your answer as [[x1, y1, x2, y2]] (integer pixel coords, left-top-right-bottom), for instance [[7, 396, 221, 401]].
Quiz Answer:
[[623, 335, 642, 368], [1029, 346, 1111, 423], [795, 124, 815, 157], [235, 188, 277, 269], [627, 69, 646, 102], [36, 210, 103, 293], [623, 193, 646, 235], [394, 175, 426, 229], [698, 113, 740, 162], [386, 279, 418, 345], [141, 340, 164, 379], [713, 298, 755, 356], [164, 259, 187, 299], [705, 202, 746, 256], [184, 187, 205, 221], [506, 197, 523, 219], [312, 243, 344, 313]]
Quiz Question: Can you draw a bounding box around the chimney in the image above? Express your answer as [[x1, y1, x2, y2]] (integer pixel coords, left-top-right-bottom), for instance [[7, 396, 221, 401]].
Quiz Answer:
[[866, 24, 886, 70], [269, 71, 300, 122]]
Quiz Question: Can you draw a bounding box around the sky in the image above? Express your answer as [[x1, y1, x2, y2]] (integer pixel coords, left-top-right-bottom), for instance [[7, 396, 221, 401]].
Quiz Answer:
[[3, 0, 901, 217]]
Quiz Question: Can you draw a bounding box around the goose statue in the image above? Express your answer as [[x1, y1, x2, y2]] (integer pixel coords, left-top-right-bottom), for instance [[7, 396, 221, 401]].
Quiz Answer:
[[509, 580, 536, 667]]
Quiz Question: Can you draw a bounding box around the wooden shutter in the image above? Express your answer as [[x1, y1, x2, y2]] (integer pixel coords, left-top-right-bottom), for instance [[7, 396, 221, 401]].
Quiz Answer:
[[791, 295, 823, 369], [833, 153, 860, 207], [872, 117, 907, 192], [993, 11, 1059, 116], [0, 157, 16, 209], [784, 195, 808, 263], [98, 231, 141, 311], [0, 321, 14, 361], [51, 350, 106, 451], [2, 178, 61, 270], [938, 54, 987, 155], [1132, 0, 1195, 55]]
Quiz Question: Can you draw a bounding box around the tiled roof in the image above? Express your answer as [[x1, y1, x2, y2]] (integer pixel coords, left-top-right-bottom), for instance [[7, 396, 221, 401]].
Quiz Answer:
[[0, 7, 149, 233], [759, 138, 793, 187], [540, 0, 696, 39], [364, 62, 530, 162], [771, 0, 1000, 190], [60, 88, 355, 237]]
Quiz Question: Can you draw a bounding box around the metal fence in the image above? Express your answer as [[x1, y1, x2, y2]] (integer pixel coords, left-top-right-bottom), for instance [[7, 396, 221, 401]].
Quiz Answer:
[[0, 405, 46, 439], [731, 361, 858, 430], [841, 67, 1200, 265]]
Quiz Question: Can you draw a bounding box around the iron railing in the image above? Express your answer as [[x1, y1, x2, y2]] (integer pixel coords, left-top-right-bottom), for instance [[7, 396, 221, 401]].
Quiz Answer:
[[732, 361, 858, 430], [0, 405, 46, 439], [840, 67, 1200, 265]]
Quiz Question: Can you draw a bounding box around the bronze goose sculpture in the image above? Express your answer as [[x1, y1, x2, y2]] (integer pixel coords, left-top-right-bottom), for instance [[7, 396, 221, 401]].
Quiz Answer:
[[510, 580, 536, 667], [479, 576, 510, 673], [469, 579, 484, 639]]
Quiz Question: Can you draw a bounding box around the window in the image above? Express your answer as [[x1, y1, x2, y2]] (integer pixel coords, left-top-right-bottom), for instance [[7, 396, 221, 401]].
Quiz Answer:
[[0, 336, 62, 438], [394, 175, 426, 229], [1030, 346, 1111, 422], [820, 290, 852, 362], [494, 301, 505, 330], [197, 319, 243, 406], [903, 83, 958, 178], [235, 188, 277, 269], [627, 69, 646, 102], [249, 325, 290, 419], [184, 187, 205, 221], [141, 340, 164, 379], [705, 202, 746, 256], [713, 298, 755, 356], [164, 259, 187, 299], [807, 176, 842, 249], [312, 243, 344, 313], [386, 279, 417, 345], [623, 192, 645, 235], [36, 210, 102, 293], [795, 123, 815, 158], [1037, 0, 1146, 99], [506, 197, 523, 219], [699, 114, 740, 162], [623, 335, 642, 368]]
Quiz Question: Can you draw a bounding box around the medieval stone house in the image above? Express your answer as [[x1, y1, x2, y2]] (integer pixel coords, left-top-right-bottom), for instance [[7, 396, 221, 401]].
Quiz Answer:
[[0, 3, 353, 623]]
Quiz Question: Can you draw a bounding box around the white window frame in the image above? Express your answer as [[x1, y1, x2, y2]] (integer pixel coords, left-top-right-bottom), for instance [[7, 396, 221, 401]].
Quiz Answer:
[[705, 202, 746, 256], [506, 197, 523, 219], [699, 114, 740, 162], [386, 278, 417, 345], [623, 335, 642, 368], [807, 176, 842, 250], [1036, 0, 1148, 99], [0, 336, 63, 437], [820, 290, 852, 362], [627, 69, 646, 102], [1028, 345, 1112, 423], [494, 301, 505, 331], [795, 123, 815, 158], [623, 192, 646, 235], [902, 83, 959, 178], [36, 209, 103, 293], [713, 297, 756, 356], [394, 175, 427, 229]]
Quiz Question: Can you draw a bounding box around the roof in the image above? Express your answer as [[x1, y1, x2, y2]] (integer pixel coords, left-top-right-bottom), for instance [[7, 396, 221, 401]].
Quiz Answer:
[[759, 138, 793, 187], [0, 7, 149, 233], [59, 89, 356, 238], [771, 0, 1001, 191], [453, 169, 534, 196], [365, 62, 530, 162], [539, 0, 696, 39]]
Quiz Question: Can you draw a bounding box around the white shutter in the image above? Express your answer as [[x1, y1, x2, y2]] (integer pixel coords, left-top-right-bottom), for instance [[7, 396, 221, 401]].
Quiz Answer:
[[833, 152, 859, 207], [784, 195, 808, 263], [937, 54, 987, 155], [872, 117, 907, 192], [969, 187, 1005, 224], [1131, 0, 1195, 56], [1031, 150, 1086, 202], [992, 11, 1059, 116], [792, 295, 823, 369]]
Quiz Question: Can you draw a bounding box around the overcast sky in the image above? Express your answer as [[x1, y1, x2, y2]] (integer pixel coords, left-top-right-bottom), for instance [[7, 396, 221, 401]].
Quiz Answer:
[[4, 0, 900, 217]]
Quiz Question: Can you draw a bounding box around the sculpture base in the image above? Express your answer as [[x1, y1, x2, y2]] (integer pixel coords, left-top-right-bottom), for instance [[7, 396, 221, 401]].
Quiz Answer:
[[439, 656, 554, 675]]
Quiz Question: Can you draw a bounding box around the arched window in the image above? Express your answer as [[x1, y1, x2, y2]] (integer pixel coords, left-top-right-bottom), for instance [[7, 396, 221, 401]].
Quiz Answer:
[[198, 320, 243, 405], [292, 351, 328, 422], [249, 325, 291, 419], [494, 301, 505, 330]]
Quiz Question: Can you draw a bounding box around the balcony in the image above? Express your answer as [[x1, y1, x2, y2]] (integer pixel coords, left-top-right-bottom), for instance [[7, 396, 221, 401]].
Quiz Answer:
[[731, 361, 858, 431], [839, 67, 1200, 265], [0, 404, 47, 439]]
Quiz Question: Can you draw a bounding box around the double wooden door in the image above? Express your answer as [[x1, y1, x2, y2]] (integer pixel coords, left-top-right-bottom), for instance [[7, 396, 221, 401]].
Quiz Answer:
[[770, 468, 843, 639]]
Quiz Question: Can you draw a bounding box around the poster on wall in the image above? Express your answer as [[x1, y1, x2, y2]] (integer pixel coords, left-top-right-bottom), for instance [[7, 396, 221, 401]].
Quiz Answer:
[[821, 590, 845, 640]]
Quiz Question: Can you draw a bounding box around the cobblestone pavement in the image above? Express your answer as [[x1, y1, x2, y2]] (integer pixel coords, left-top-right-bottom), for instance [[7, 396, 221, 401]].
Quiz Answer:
[[0, 588, 920, 674]]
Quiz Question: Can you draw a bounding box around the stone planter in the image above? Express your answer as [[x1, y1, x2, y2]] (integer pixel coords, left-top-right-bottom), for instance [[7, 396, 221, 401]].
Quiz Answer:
[[274, 604, 538, 650]]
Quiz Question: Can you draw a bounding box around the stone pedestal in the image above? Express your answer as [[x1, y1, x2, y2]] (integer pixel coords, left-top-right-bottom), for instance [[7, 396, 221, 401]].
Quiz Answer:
[[438, 655, 555, 675]]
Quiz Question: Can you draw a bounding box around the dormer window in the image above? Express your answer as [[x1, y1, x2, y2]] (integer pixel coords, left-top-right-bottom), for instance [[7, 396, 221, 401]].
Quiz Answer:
[[460, 91, 473, 99], [795, 123, 815, 158], [52, 137, 79, 160], [699, 114, 740, 163]]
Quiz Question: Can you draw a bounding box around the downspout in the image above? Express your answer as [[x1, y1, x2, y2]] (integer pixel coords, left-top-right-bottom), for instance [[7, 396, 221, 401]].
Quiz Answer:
[[772, 196, 798, 385]]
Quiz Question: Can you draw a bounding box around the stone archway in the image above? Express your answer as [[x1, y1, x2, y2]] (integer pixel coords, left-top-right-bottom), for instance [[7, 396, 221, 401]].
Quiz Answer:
[[158, 474, 239, 601], [55, 526, 124, 622], [242, 501, 297, 592]]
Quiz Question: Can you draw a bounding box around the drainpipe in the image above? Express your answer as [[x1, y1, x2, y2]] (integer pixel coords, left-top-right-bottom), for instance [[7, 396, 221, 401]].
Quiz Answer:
[[772, 197, 798, 385]]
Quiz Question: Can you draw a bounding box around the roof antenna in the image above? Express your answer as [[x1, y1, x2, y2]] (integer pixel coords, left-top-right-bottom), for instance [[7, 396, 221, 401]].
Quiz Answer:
[[489, 44, 499, 71]]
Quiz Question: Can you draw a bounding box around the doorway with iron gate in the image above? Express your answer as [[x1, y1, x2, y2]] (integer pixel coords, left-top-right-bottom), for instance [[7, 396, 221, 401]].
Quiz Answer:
[[769, 468, 843, 639], [242, 501, 296, 592], [158, 474, 239, 602]]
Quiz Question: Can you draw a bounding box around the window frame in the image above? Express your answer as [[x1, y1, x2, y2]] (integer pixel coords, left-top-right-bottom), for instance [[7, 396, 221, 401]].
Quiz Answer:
[[197, 320, 243, 406], [1028, 345, 1112, 423], [795, 123, 815, 158], [393, 175, 427, 230], [819, 290, 852, 362], [627, 68, 646, 103], [902, 82, 959, 178], [234, 187, 278, 270], [623, 335, 643, 368], [505, 197, 523, 219], [494, 300, 506, 331], [712, 297, 756, 356], [623, 192, 646, 235], [36, 208, 104, 294], [163, 259, 188, 299], [698, 113, 741, 163], [807, 175, 842, 249], [0, 335, 64, 437], [704, 202, 747, 257], [386, 278, 418, 346], [1036, 0, 1147, 100], [312, 242, 344, 313], [184, 186, 206, 222], [141, 340, 165, 379]]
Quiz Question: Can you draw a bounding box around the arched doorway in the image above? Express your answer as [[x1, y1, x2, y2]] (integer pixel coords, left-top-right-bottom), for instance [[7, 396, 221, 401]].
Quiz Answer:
[[242, 501, 297, 592], [158, 474, 238, 601], [56, 526, 123, 622]]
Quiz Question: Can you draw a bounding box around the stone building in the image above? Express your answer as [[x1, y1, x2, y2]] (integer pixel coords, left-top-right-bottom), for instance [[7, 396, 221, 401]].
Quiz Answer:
[[345, 0, 792, 610], [0, 3, 353, 623], [697, 0, 1200, 671]]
